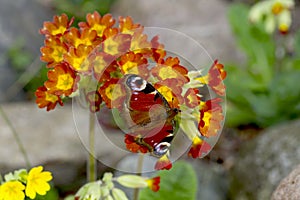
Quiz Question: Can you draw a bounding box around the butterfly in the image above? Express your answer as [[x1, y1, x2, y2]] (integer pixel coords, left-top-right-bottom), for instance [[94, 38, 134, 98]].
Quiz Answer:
[[120, 74, 180, 157]]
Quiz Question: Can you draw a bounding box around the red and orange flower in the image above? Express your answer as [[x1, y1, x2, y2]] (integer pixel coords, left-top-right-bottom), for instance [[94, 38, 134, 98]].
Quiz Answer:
[[188, 136, 211, 158], [199, 98, 224, 138], [40, 13, 74, 37], [40, 36, 68, 68], [146, 176, 161, 192], [36, 12, 227, 172], [79, 12, 116, 37], [35, 86, 63, 111], [44, 63, 79, 96]]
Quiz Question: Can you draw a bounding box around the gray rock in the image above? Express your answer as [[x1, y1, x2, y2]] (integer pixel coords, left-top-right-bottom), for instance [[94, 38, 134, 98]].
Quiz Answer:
[[229, 120, 300, 200], [271, 164, 300, 200], [0, 102, 127, 184], [0, 0, 53, 101], [190, 159, 229, 200]]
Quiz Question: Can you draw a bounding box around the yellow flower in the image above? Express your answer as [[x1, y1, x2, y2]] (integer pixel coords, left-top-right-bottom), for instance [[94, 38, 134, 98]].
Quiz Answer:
[[25, 166, 52, 199], [0, 181, 25, 200]]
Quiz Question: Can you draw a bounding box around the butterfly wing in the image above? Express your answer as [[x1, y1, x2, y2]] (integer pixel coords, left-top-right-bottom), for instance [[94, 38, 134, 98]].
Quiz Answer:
[[122, 74, 179, 156]]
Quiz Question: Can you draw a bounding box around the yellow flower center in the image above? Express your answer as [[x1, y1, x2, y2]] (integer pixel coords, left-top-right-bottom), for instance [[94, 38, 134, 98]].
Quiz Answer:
[[45, 92, 59, 103], [279, 23, 288, 33], [94, 57, 108, 74], [122, 28, 135, 35], [103, 37, 120, 55], [272, 2, 284, 15], [192, 136, 203, 146], [202, 111, 212, 126], [52, 46, 66, 63], [72, 56, 90, 72], [122, 61, 138, 74], [158, 67, 178, 80], [51, 25, 67, 36], [105, 84, 123, 101], [196, 75, 208, 84], [73, 38, 93, 48], [92, 24, 106, 37], [157, 86, 173, 103], [56, 74, 74, 90]]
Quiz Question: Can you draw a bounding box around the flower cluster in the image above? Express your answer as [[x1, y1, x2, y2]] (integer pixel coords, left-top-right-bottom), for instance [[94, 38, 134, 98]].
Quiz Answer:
[[73, 172, 160, 200], [36, 12, 226, 170], [0, 166, 52, 200], [249, 0, 295, 34]]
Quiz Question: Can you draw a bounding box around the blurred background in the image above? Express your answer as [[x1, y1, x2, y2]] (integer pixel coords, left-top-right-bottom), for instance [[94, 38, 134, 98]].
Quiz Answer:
[[0, 0, 299, 199]]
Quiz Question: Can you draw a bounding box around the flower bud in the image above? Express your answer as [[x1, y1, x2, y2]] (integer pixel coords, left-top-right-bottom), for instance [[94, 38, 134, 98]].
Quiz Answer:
[[112, 188, 129, 200], [116, 175, 148, 188]]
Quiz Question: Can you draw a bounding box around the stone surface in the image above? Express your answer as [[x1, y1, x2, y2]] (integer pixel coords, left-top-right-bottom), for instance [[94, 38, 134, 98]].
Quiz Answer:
[[229, 120, 300, 200], [0, 0, 53, 102], [111, 0, 245, 64], [0, 102, 126, 184], [271, 164, 300, 200]]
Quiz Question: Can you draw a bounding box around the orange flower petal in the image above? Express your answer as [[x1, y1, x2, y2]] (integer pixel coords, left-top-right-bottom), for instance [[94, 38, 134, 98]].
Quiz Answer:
[[154, 154, 172, 170], [118, 52, 149, 79], [99, 78, 126, 109], [154, 81, 184, 108], [40, 13, 74, 37], [64, 27, 99, 48], [184, 88, 201, 108], [207, 60, 226, 96], [44, 63, 79, 96], [35, 86, 63, 111], [130, 29, 152, 55], [151, 57, 189, 83], [199, 98, 224, 137], [119, 16, 141, 34], [151, 36, 166, 61], [79, 12, 115, 37], [124, 134, 149, 153], [64, 44, 93, 74], [146, 176, 160, 192], [40, 36, 68, 68], [188, 136, 211, 158], [102, 33, 132, 56]]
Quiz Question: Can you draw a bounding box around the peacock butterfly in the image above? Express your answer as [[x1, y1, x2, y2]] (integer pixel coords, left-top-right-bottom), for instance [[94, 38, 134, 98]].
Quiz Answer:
[[119, 74, 180, 157]]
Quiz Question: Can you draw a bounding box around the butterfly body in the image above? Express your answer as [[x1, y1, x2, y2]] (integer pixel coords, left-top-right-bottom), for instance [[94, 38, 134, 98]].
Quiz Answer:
[[122, 74, 180, 156]]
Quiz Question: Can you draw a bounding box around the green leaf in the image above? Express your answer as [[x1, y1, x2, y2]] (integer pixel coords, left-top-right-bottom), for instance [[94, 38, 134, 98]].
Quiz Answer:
[[295, 29, 300, 57], [225, 103, 256, 127], [139, 161, 197, 200], [227, 4, 275, 84]]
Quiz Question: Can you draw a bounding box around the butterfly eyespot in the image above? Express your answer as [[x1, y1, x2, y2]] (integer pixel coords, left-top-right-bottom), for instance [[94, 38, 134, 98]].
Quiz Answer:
[[154, 142, 170, 156], [126, 75, 147, 91]]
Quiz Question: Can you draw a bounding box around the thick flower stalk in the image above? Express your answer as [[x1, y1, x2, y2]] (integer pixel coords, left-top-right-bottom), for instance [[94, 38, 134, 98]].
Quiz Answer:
[[0, 166, 52, 200], [36, 12, 227, 170]]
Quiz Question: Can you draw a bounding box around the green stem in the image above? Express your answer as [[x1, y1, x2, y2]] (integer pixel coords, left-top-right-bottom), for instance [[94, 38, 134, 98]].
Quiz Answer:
[[0, 105, 31, 168], [133, 154, 144, 200], [88, 112, 96, 182]]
